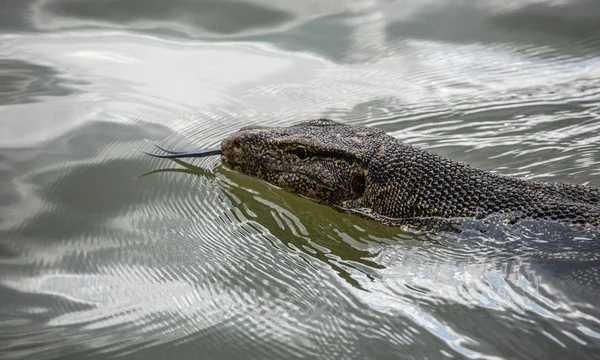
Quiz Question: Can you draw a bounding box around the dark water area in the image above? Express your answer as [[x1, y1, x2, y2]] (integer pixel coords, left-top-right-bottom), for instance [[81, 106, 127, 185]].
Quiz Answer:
[[1, 0, 600, 359]]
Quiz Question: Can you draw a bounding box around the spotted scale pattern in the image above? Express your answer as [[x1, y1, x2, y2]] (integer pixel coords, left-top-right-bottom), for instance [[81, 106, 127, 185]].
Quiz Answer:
[[220, 119, 600, 227]]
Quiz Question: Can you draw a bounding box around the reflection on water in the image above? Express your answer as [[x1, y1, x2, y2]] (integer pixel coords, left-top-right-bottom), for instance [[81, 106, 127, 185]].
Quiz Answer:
[[44, 0, 294, 35], [0, 60, 77, 106], [1, 0, 600, 359]]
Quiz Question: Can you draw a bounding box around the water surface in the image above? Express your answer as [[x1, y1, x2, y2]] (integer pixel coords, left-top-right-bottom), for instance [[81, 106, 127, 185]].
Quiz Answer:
[[1, 0, 600, 359]]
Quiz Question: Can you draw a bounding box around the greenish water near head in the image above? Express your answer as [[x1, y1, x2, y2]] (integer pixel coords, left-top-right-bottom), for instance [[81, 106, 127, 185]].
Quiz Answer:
[[1, 0, 600, 359]]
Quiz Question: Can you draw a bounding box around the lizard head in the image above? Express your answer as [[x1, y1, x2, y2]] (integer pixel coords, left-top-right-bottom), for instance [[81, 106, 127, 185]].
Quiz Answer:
[[220, 119, 385, 206]]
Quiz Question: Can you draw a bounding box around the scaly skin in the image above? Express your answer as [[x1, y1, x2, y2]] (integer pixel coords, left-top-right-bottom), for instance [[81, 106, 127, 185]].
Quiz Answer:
[[219, 119, 600, 227]]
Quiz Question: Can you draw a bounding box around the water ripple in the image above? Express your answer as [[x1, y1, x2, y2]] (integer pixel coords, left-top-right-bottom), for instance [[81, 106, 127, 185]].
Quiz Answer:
[[2, 1, 600, 359]]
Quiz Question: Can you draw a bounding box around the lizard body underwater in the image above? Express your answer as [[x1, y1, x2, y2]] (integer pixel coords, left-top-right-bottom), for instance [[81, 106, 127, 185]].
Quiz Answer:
[[145, 119, 600, 228], [144, 119, 600, 296]]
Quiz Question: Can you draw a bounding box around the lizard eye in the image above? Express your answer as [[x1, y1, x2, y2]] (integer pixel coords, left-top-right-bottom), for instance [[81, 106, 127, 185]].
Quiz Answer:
[[350, 172, 366, 197], [295, 147, 308, 160]]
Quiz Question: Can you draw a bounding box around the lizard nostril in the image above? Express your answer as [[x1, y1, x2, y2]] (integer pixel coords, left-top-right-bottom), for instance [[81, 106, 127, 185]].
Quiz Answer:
[[231, 139, 242, 151]]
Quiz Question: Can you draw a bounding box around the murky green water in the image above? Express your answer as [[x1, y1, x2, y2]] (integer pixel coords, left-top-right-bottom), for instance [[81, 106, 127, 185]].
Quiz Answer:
[[2, 1, 600, 359]]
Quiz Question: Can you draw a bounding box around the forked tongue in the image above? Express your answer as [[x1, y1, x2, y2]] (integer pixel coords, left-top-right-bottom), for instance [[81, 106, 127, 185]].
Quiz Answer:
[[142, 143, 221, 159]]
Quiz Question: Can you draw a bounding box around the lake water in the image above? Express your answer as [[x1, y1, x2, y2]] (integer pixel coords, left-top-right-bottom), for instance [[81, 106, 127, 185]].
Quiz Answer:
[[1, 0, 600, 359]]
